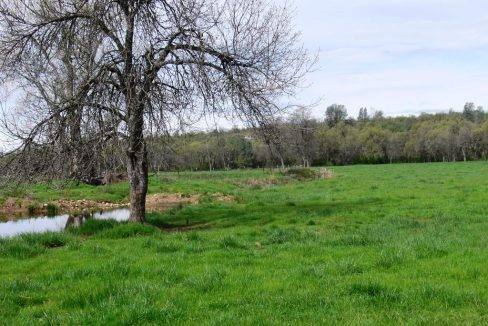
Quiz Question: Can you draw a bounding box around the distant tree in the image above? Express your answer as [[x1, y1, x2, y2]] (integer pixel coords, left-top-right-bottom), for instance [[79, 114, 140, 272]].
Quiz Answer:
[[340, 125, 361, 164], [288, 107, 317, 167], [251, 141, 274, 168], [224, 135, 254, 169], [325, 104, 347, 127], [475, 106, 485, 123], [455, 120, 475, 162], [359, 126, 389, 163], [386, 132, 407, 163], [425, 121, 452, 162], [463, 103, 476, 122], [372, 110, 385, 120], [462, 103, 485, 123], [358, 107, 369, 122], [317, 124, 341, 164], [475, 120, 488, 160]]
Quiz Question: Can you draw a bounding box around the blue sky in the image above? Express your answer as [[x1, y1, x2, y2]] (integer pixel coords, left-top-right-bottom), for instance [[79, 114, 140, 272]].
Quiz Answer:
[[293, 0, 488, 118]]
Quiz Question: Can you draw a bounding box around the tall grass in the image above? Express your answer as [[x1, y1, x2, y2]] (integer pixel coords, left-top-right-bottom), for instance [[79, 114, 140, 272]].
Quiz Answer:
[[0, 162, 487, 324]]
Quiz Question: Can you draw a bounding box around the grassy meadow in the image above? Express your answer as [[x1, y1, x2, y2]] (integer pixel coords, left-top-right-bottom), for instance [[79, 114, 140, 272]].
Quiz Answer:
[[0, 162, 487, 324]]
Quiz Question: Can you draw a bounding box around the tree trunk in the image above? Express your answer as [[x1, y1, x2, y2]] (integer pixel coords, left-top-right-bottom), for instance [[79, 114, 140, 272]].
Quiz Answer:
[[121, 10, 148, 223], [127, 142, 148, 223], [279, 156, 285, 170], [126, 96, 148, 222], [69, 106, 83, 180], [61, 37, 87, 182]]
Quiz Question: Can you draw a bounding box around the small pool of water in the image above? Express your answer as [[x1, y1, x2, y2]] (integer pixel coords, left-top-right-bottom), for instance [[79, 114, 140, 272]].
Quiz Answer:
[[0, 209, 131, 238]]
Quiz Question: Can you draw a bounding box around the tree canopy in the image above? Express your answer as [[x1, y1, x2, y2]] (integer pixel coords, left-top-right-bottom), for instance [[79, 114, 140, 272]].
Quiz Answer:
[[0, 0, 312, 222]]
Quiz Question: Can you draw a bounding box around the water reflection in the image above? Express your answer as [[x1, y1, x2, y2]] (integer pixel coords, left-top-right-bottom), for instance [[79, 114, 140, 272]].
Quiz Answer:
[[0, 208, 130, 238], [93, 209, 130, 222]]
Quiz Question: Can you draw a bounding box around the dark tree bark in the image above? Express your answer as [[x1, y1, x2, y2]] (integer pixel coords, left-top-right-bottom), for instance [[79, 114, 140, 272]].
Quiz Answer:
[[126, 99, 149, 222], [68, 105, 83, 180], [127, 143, 148, 222]]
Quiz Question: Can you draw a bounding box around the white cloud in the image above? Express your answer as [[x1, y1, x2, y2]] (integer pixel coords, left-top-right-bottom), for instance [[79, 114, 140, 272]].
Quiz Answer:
[[291, 0, 488, 117]]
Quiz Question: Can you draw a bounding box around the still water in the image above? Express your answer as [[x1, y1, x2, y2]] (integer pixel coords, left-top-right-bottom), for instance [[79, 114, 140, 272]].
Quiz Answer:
[[0, 208, 130, 238]]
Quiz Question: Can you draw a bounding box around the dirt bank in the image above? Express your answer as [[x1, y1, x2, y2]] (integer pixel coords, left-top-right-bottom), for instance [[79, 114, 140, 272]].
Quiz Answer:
[[0, 193, 209, 219]]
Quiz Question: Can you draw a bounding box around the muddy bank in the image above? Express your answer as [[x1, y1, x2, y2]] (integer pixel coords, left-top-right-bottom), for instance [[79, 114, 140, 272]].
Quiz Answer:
[[1, 193, 206, 220], [0, 194, 200, 218], [0, 197, 127, 218]]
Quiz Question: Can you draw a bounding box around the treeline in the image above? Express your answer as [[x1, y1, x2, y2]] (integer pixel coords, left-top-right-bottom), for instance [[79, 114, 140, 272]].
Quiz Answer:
[[147, 103, 488, 171], [3, 103, 487, 180]]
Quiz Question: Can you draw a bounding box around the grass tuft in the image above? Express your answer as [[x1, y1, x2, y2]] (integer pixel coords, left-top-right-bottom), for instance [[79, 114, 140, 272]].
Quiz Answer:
[[218, 235, 245, 249], [0, 239, 45, 259], [95, 223, 157, 239], [0, 232, 75, 258], [282, 167, 318, 180], [349, 282, 402, 304], [68, 219, 118, 236], [265, 227, 301, 244]]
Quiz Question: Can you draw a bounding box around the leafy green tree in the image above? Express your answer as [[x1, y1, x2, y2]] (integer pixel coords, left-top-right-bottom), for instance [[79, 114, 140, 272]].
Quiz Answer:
[[325, 104, 348, 127], [372, 110, 385, 121], [475, 120, 488, 160], [225, 135, 254, 169], [463, 103, 476, 122], [358, 108, 369, 122], [359, 126, 389, 163]]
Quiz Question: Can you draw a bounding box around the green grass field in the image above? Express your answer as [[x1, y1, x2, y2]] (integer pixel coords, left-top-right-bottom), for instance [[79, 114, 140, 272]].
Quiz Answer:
[[1, 162, 487, 324]]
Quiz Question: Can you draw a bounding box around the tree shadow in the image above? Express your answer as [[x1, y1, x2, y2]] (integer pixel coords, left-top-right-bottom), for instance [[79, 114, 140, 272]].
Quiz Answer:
[[146, 196, 389, 230]]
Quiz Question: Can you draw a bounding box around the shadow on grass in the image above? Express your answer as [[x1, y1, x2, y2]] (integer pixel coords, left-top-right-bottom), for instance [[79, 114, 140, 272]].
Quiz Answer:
[[0, 192, 395, 260], [0, 232, 78, 259], [145, 196, 389, 231]]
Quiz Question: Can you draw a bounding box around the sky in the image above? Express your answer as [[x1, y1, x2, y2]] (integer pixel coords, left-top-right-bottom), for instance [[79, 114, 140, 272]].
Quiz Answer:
[[2, 1, 488, 149], [292, 0, 488, 118]]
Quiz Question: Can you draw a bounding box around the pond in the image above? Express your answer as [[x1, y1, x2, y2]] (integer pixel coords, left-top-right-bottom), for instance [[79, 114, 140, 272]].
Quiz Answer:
[[0, 208, 131, 238]]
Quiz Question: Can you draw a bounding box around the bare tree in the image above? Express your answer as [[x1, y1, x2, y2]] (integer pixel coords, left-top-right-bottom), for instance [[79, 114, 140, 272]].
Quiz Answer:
[[0, 9, 117, 182], [0, 0, 312, 222], [288, 107, 317, 167]]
